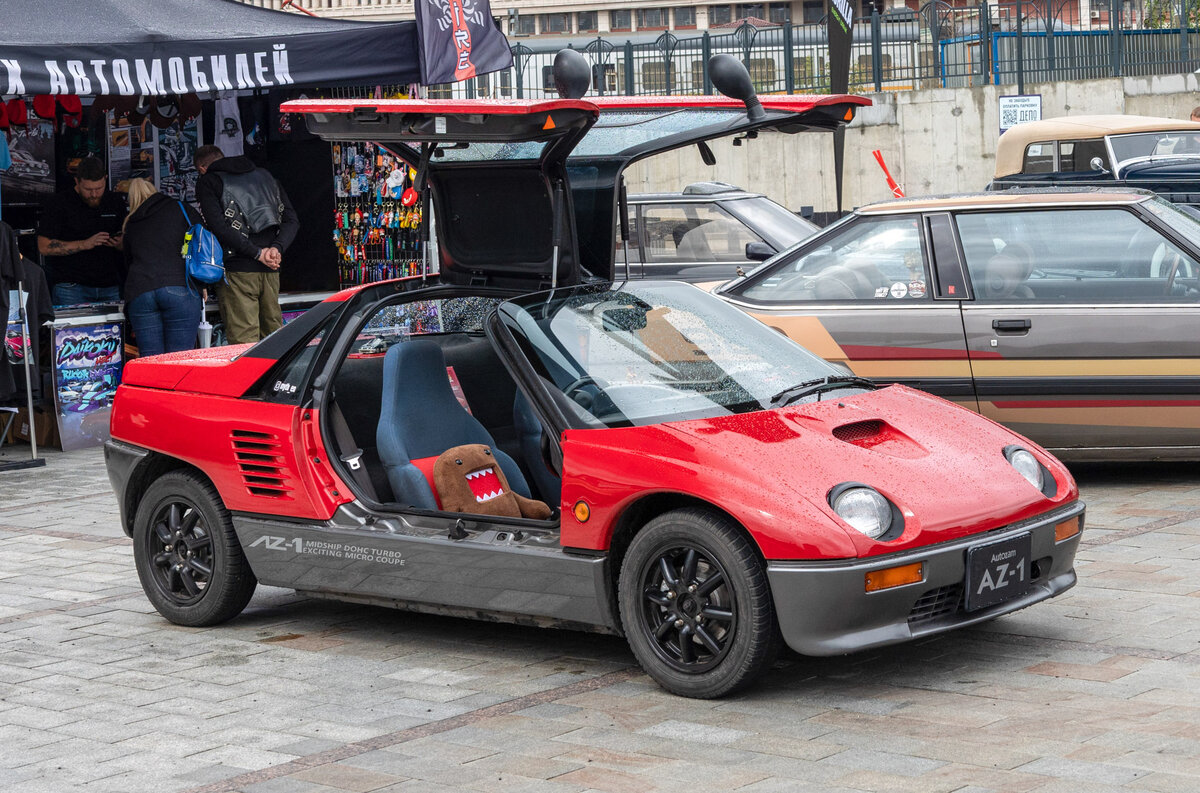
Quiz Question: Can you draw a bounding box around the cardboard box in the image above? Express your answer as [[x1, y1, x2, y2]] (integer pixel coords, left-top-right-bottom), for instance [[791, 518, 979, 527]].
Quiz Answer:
[[8, 407, 57, 448]]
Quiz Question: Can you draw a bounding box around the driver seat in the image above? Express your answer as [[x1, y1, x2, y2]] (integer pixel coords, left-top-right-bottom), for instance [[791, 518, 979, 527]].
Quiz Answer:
[[376, 339, 531, 509]]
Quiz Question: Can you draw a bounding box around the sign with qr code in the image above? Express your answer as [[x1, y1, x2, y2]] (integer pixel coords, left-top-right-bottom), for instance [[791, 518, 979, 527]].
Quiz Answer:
[[999, 95, 1042, 135]]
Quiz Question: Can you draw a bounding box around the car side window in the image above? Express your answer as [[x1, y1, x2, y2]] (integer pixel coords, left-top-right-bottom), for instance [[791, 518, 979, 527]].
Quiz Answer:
[[738, 215, 931, 303], [260, 314, 338, 404], [1022, 142, 1056, 173], [955, 208, 1200, 303], [638, 203, 762, 263]]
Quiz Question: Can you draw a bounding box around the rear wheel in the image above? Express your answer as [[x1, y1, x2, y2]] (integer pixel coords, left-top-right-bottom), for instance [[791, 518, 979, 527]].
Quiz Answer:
[[618, 508, 780, 698], [132, 471, 256, 626]]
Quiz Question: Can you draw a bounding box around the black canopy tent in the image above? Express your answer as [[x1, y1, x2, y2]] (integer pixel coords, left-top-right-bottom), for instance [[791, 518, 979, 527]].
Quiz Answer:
[[0, 0, 420, 96], [1, 0, 425, 293]]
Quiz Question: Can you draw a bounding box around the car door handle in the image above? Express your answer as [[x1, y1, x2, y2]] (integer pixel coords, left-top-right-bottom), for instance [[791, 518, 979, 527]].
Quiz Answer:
[[992, 319, 1031, 333]]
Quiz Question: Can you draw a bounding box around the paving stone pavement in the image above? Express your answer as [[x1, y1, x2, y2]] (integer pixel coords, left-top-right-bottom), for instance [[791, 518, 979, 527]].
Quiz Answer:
[[2, 446, 1199, 793]]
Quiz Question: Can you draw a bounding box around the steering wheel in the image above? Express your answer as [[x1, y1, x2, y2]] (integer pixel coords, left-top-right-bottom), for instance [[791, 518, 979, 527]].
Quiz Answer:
[[563, 375, 610, 411], [1164, 251, 1184, 295]]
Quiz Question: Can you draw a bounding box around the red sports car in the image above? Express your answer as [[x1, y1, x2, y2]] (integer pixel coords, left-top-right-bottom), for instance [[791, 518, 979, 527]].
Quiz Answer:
[[105, 65, 1083, 698]]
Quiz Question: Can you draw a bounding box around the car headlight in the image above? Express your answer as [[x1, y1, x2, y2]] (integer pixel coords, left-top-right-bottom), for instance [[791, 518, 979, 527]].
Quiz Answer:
[[1006, 447, 1044, 491], [831, 486, 893, 540]]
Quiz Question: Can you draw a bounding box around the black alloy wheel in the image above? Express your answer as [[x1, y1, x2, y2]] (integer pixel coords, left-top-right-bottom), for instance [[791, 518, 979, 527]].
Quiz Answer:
[[145, 501, 212, 606], [638, 545, 736, 673], [618, 508, 780, 698], [132, 470, 257, 626]]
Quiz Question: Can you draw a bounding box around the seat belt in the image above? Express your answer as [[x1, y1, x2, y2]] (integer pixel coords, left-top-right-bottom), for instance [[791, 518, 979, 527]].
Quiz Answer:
[[327, 401, 380, 502]]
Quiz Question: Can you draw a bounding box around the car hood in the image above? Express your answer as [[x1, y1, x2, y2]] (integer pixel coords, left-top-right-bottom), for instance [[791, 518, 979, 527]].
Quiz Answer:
[[120, 344, 269, 397], [562, 384, 1077, 559]]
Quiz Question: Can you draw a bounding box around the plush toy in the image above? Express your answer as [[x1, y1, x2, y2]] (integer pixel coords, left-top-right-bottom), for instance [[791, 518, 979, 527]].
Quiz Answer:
[[433, 444, 552, 520]]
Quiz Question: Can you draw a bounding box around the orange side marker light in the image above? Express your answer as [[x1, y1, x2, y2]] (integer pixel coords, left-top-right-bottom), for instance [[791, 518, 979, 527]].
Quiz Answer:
[[844, 107, 854, 121], [544, 115, 556, 130], [864, 562, 924, 593], [573, 501, 590, 523], [1054, 516, 1081, 542]]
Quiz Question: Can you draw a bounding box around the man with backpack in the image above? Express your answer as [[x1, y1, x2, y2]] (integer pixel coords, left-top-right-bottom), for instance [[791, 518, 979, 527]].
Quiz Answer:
[[195, 145, 298, 345]]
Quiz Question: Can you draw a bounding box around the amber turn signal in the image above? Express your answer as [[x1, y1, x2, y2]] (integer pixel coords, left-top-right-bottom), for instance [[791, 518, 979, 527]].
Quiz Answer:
[[573, 501, 590, 523], [864, 562, 924, 593], [843, 107, 854, 121], [1054, 516, 1081, 542]]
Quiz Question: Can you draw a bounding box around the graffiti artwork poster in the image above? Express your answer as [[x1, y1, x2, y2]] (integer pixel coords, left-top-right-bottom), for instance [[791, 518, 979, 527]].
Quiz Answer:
[[53, 323, 123, 451]]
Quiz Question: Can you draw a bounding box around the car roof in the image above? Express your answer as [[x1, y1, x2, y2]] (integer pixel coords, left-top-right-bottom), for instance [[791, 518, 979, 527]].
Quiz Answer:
[[858, 187, 1154, 214], [995, 115, 1200, 176]]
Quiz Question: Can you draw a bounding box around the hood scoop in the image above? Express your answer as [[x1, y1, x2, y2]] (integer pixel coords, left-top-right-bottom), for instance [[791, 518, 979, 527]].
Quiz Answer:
[[832, 419, 927, 459]]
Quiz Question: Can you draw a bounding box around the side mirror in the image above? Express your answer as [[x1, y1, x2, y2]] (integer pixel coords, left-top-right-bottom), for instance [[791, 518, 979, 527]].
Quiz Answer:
[[1089, 156, 1108, 172], [708, 54, 765, 122], [553, 49, 591, 99], [745, 241, 775, 261]]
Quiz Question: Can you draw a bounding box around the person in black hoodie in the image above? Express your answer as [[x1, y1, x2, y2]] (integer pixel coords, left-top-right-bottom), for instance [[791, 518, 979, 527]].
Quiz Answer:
[[195, 145, 298, 345], [121, 178, 202, 356]]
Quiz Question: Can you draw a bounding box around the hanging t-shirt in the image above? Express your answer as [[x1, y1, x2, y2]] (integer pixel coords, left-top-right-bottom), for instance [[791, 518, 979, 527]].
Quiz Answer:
[[214, 91, 244, 158], [0, 135, 11, 222]]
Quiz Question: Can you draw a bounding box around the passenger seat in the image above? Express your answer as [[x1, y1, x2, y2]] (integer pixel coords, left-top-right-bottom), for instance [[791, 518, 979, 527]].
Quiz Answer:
[[376, 340, 532, 509]]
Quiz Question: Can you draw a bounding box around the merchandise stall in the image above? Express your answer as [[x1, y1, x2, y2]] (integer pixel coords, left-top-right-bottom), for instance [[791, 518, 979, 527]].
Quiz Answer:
[[0, 0, 424, 448]]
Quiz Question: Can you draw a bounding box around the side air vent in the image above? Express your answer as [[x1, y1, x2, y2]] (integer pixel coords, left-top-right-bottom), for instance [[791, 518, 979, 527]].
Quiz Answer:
[[832, 420, 884, 443], [231, 430, 294, 498]]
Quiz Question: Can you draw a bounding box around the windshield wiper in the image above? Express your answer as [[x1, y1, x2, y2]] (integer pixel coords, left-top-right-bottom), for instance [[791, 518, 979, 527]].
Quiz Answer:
[[769, 375, 877, 408]]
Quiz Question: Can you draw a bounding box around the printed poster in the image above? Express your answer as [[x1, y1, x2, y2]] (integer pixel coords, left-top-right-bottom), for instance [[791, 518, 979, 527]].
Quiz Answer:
[[158, 117, 201, 202], [5, 115, 55, 206], [53, 323, 123, 451]]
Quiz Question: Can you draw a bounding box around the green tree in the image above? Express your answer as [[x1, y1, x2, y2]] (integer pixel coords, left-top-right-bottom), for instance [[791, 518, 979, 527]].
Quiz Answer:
[[1143, 0, 1200, 28]]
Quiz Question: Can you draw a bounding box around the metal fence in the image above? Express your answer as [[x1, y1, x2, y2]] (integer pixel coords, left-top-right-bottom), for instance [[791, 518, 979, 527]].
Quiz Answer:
[[432, 1, 1200, 99]]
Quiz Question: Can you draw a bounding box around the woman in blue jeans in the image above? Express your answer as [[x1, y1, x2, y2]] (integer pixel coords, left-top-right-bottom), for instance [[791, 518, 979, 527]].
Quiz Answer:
[[121, 179, 202, 356]]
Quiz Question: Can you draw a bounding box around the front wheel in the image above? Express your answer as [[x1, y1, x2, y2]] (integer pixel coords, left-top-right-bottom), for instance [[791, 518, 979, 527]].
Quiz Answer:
[[618, 508, 780, 698], [132, 470, 257, 626]]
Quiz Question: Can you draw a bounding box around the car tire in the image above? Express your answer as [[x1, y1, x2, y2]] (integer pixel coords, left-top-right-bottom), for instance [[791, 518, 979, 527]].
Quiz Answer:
[[132, 470, 257, 626], [618, 507, 780, 698]]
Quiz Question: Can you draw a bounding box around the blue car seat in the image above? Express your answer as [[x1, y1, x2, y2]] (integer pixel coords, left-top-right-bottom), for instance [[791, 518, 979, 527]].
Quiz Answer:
[[512, 390, 562, 504], [377, 339, 531, 509]]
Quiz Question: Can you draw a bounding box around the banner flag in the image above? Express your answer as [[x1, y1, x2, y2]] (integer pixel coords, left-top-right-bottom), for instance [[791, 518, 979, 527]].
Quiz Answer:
[[827, 0, 855, 213], [414, 0, 514, 86]]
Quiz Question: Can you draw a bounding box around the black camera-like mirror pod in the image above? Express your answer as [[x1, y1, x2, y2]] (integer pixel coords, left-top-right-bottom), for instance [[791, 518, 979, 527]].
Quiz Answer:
[[708, 54, 765, 122], [553, 49, 591, 99]]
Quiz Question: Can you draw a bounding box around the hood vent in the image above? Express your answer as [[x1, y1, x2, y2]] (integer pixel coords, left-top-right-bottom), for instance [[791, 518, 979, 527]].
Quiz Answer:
[[832, 419, 927, 459], [832, 420, 883, 444], [231, 429, 294, 498]]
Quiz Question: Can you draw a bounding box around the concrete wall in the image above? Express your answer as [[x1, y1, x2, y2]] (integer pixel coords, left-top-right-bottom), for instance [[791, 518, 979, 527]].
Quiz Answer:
[[623, 74, 1200, 213]]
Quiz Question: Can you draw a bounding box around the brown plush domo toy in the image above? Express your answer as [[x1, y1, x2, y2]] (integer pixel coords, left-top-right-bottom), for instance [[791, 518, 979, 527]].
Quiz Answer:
[[433, 444, 551, 520]]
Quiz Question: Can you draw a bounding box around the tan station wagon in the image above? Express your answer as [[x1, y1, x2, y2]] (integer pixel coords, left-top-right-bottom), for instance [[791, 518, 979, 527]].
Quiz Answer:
[[716, 188, 1200, 461]]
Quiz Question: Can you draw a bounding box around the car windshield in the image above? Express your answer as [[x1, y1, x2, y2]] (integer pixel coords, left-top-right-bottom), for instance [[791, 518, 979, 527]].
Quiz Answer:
[[1142, 194, 1200, 237], [497, 282, 852, 428], [1108, 132, 1200, 166], [722, 197, 819, 249], [569, 109, 753, 158]]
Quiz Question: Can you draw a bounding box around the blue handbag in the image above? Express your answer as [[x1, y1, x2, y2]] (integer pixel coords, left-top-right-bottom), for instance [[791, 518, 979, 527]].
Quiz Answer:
[[178, 201, 225, 285]]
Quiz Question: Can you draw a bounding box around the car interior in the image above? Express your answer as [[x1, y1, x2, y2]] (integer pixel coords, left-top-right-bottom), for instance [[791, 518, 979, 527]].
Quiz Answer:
[[955, 209, 1200, 302], [326, 297, 562, 518]]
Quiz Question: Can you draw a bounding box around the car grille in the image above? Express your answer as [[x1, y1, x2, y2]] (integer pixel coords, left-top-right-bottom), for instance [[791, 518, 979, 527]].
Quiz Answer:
[[833, 420, 883, 443], [231, 429, 294, 498], [908, 584, 963, 625]]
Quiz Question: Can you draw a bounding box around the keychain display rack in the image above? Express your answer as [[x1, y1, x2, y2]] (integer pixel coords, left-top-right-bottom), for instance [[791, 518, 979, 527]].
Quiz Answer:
[[332, 141, 427, 289]]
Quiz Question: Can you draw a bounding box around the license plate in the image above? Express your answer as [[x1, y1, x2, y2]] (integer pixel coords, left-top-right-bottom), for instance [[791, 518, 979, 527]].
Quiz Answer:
[[965, 532, 1032, 611]]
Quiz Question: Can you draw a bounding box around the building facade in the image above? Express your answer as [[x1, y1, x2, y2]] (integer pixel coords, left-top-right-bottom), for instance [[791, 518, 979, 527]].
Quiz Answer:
[[238, 1, 902, 37]]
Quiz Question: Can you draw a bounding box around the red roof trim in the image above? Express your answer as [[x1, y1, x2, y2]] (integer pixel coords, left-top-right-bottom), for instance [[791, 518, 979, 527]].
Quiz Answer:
[[281, 98, 600, 116], [589, 94, 871, 111], [282, 94, 870, 117]]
